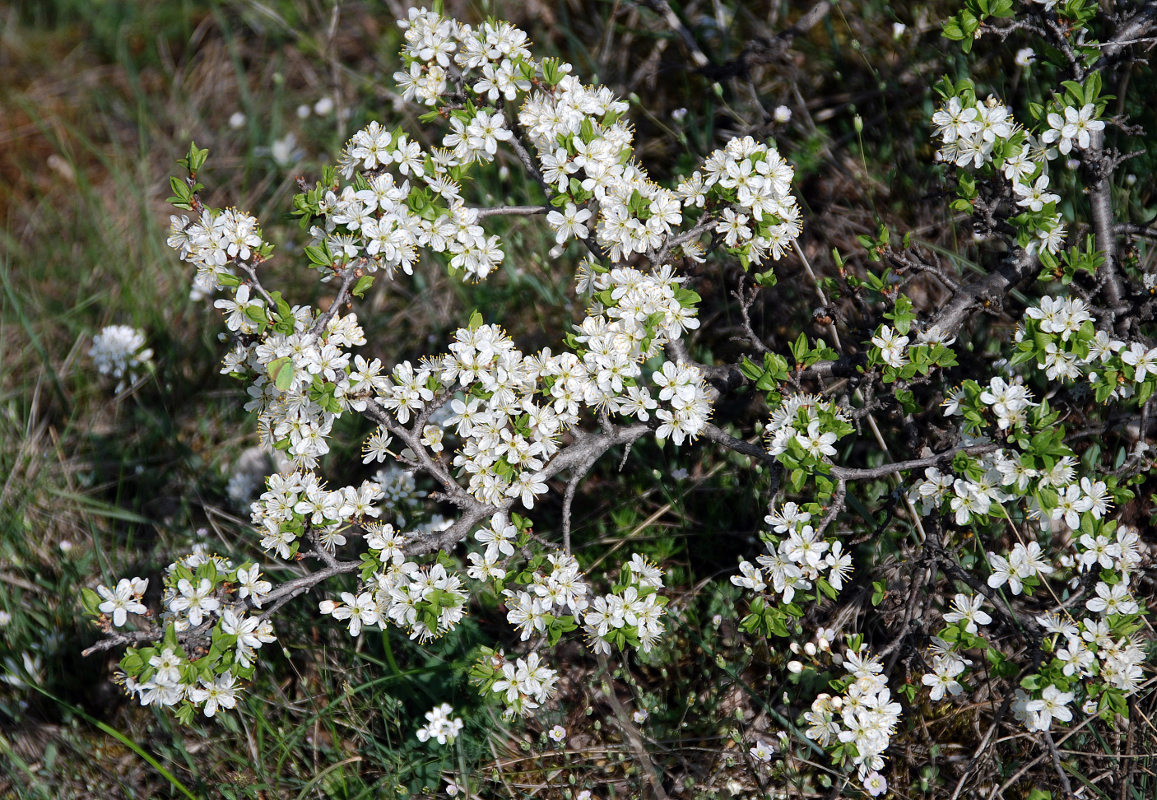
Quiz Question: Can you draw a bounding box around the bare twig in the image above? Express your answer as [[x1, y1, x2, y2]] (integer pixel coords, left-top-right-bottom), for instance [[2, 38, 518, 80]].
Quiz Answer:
[[1043, 730, 1075, 799], [814, 478, 847, 538], [554, 427, 636, 554], [948, 691, 1017, 800], [698, 423, 778, 465], [640, 0, 709, 68], [82, 627, 163, 657], [309, 265, 360, 337], [934, 247, 1039, 336], [595, 653, 672, 800], [472, 205, 548, 218], [828, 443, 998, 482], [236, 260, 277, 307], [254, 559, 362, 622], [1097, 4, 1157, 66], [1087, 126, 1124, 318], [733, 278, 770, 354]]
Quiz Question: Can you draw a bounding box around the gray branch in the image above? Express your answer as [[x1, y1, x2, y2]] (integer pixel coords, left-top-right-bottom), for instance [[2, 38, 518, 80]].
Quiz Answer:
[[472, 205, 548, 218]]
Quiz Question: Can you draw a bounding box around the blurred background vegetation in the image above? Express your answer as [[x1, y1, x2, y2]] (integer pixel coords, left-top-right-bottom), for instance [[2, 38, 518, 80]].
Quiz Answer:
[[2, 0, 1154, 797]]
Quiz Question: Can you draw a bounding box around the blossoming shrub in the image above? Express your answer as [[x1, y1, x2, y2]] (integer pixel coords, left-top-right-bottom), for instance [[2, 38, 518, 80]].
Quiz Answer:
[[79, 1, 1157, 796]]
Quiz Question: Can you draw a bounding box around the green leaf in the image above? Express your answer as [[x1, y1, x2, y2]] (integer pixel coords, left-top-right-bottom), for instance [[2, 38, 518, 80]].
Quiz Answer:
[[304, 243, 333, 267], [120, 649, 144, 675], [268, 357, 295, 391], [740, 357, 764, 382], [579, 115, 596, 144], [185, 142, 209, 175], [168, 176, 191, 200], [80, 588, 103, 616], [817, 577, 838, 601], [163, 623, 179, 651], [541, 57, 561, 86], [1061, 80, 1085, 106], [1084, 70, 1102, 104], [351, 274, 375, 298], [167, 176, 194, 209], [243, 304, 268, 324], [790, 332, 809, 363]]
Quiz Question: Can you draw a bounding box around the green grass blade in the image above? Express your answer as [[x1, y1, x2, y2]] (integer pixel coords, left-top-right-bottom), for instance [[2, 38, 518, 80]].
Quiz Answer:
[[25, 684, 202, 800]]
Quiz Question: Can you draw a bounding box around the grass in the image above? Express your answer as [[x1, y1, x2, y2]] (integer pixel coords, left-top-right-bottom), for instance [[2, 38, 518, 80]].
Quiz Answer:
[[2, 0, 1156, 798]]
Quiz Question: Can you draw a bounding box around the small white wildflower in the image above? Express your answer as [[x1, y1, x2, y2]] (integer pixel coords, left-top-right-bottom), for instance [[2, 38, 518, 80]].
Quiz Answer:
[[416, 702, 464, 745], [863, 772, 888, 797], [749, 739, 776, 762]]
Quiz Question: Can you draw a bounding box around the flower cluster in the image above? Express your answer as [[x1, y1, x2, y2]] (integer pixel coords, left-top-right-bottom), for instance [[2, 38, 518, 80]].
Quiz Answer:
[[167, 207, 266, 298], [1012, 294, 1157, 404], [82, 549, 276, 719], [692, 136, 802, 268], [867, 316, 957, 382], [89, 324, 154, 390], [581, 554, 667, 655], [470, 513, 667, 659], [502, 551, 590, 641], [762, 392, 855, 496], [906, 306, 1148, 732], [765, 395, 851, 462], [320, 536, 467, 643], [416, 702, 464, 745], [732, 502, 853, 606], [929, 388, 1118, 539], [803, 644, 897, 795], [251, 469, 384, 559], [932, 86, 1070, 256], [922, 542, 1146, 731], [471, 649, 559, 718], [99, 4, 807, 724], [1042, 102, 1104, 155], [394, 11, 530, 108]]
